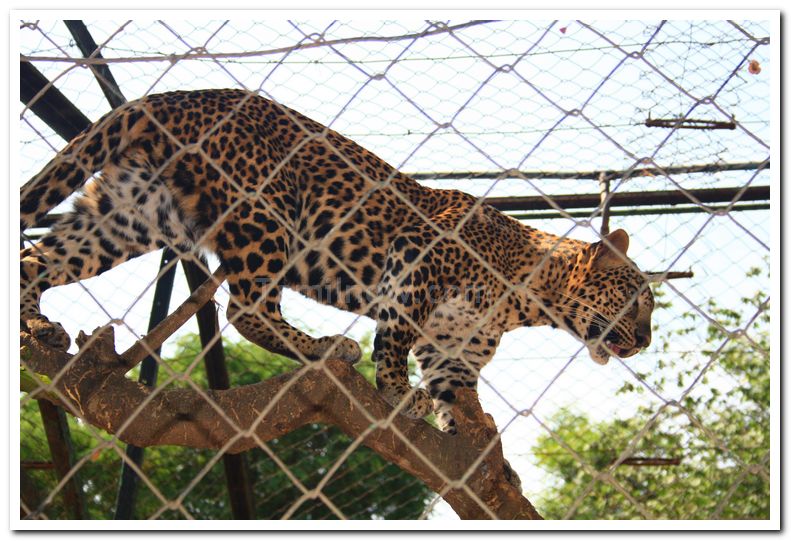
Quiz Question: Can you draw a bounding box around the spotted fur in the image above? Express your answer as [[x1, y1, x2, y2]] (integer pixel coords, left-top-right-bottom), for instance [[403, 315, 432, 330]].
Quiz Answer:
[[20, 89, 654, 433]]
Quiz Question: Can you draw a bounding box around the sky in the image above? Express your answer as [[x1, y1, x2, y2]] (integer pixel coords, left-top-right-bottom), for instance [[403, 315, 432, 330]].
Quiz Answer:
[[16, 17, 775, 520]]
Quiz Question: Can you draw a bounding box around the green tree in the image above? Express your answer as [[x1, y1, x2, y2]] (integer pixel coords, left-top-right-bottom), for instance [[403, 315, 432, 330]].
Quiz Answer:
[[531, 267, 770, 520], [21, 332, 433, 519]]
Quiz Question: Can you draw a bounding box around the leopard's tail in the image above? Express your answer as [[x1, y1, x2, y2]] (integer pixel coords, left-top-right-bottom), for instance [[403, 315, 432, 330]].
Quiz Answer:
[[20, 104, 148, 231]]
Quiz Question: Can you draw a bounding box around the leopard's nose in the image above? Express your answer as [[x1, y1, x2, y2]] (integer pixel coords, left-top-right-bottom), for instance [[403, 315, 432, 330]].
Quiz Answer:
[[634, 327, 651, 349]]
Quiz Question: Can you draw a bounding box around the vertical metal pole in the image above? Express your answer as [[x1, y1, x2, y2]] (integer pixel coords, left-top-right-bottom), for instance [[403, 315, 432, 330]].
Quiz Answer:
[[182, 260, 256, 519], [113, 248, 178, 519], [598, 171, 611, 236], [37, 401, 88, 519], [20, 466, 45, 519]]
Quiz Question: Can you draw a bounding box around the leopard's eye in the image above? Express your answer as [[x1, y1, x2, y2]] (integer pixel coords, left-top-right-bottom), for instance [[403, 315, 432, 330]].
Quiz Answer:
[[620, 286, 638, 317]]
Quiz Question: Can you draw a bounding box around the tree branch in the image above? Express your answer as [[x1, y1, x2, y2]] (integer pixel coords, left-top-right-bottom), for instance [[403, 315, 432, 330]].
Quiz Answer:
[[21, 327, 542, 520], [120, 266, 227, 369]]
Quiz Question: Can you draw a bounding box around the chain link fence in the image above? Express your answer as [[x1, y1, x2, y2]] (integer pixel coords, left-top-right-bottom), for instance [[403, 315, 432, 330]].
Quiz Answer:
[[17, 18, 774, 522]]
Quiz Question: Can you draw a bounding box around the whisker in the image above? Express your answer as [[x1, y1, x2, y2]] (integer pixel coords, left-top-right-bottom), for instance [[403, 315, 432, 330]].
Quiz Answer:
[[565, 309, 612, 329], [564, 308, 631, 345], [557, 291, 634, 344], [555, 292, 616, 321]]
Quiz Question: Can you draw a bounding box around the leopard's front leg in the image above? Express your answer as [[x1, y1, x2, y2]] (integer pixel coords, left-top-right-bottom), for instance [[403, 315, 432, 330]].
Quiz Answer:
[[373, 320, 432, 419], [414, 339, 493, 435], [372, 242, 435, 419], [415, 297, 503, 434]]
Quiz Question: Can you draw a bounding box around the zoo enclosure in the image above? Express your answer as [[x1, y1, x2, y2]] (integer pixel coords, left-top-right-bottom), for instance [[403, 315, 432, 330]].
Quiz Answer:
[[18, 18, 773, 521]]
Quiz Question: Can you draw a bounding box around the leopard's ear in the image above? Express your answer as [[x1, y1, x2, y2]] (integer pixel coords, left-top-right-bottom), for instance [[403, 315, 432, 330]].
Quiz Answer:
[[593, 229, 630, 269]]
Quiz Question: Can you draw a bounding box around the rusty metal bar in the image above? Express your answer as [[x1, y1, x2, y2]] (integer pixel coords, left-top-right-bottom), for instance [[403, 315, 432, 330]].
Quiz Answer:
[[645, 117, 736, 130], [598, 171, 611, 236], [647, 271, 694, 282]]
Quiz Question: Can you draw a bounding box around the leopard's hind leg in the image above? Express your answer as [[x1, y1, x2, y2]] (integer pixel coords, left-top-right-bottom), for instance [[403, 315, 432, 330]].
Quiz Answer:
[[20, 153, 193, 349], [217, 215, 361, 364]]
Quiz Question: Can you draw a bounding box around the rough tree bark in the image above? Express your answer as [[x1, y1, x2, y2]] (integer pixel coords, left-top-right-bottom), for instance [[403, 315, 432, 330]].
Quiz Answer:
[[20, 274, 542, 520]]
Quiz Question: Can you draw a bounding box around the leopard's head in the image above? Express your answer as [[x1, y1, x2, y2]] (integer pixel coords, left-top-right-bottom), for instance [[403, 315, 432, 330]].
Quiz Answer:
[[558, 229, 655, 365]]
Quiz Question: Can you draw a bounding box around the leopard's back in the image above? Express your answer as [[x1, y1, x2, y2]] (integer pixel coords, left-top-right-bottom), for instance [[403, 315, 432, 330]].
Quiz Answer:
[[20, 88, 654, 435]]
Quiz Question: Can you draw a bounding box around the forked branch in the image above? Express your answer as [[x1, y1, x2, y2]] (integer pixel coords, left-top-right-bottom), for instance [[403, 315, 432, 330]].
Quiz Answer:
[[20, 273, 542, 520]]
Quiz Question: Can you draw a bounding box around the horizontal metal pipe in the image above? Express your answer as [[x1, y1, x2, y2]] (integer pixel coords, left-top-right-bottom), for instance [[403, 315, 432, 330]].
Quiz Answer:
[[408, 161, 769, 181], [507, 203, 769, 221], [486, 185, 769, 212]]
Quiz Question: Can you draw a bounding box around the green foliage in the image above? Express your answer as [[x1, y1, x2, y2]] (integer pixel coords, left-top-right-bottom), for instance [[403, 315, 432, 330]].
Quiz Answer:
[[21, 332, 432, 519], [20, 366, 51, 394], [532, 267, 770, 520]]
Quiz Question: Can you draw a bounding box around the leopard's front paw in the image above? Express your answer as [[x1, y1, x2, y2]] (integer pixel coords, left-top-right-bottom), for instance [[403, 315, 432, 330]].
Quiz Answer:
[[317, 335, 362, 363], [382, 386, 433, 419], [24, 317, 71, 351]]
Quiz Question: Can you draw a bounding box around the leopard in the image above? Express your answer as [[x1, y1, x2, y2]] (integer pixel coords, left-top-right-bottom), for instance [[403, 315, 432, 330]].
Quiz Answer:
[[20, 89, 655, 434]]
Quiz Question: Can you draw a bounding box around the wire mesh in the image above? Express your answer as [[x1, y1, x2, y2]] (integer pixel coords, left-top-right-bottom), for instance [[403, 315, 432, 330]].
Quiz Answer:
[[17, 18, 773, 522]]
